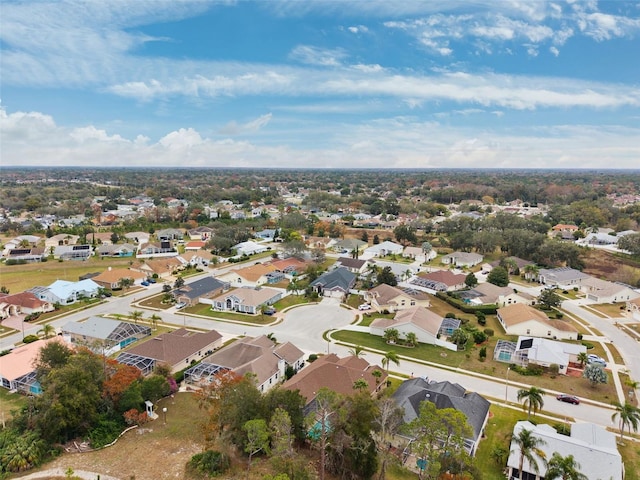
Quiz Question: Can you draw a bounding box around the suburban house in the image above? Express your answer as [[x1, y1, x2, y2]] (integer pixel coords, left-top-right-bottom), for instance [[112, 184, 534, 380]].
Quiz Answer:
[[304, 235, 337, 250], [124, 231, 151, 244], [175, 276, 229, 307], [391, 377, 490, 456], [578, 277, 639, 304], [53, 244, 93, 261], [44, 234, 79, 250], [458, 282, 534, 307], [61, 316, 152, 356], [29, 279, 100, 305], [497, 303, 579, 340], [334, 257, 368, 275], [309, 267, 356, 299], [255, 229, 277, 241], [363, 241, 404, 258], [179, 249, 215, 268], [481, 256, 534, 274], [0, 337, 65, 394], [138, 241, 176, 255], [410, 270, 467, 292], [233, 240, 268, 256], [217, 263, 280, 287], [0, 292, 54, 320], [493, 336, 586, 375], [131, 257, 183, 279], [184, 335, 305, 393], [440, 251, 483, 268], [91, 268, 148, 290], [332, 238, 366, 254], [363, 284, 431, 312], [116, 328, 223, 375], [537, 267, 591, 289], [210, 286, 282, 314], [187, 226, 214, 241], [507, 421, 623, 480], [267, 257, 308, 277], [156, 228, 185, 241], [95, 243, 137, 258], [282, 354, 387, 414], [402, 246, 436, 263], [5, 247, 45, 263], [369, 307, 459, 350], [627, 297, 640, 321], [184, 241, 206, 251]]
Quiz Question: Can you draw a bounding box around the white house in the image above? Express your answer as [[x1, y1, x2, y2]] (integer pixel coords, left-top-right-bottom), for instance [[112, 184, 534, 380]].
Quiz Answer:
[[507, 421, 623, 480], [370, 307, 458, 351], [537, 267, 591, 289], [496, 337, 586, 375], [497, 303, 579, 340], [363, 241, 404, 258], [579, 277, 639, 304], [441, 251, 483, 267], [233, 241, 268, 256], [29, 279, 100, 306]]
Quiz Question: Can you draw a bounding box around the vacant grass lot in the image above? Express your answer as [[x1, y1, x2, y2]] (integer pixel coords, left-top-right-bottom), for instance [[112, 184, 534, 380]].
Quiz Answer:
[[0, 256, 136, 293]]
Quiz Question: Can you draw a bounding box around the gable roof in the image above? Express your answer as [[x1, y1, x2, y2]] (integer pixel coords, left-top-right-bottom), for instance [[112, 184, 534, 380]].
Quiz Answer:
[[507, 421, 622, 480], [124, 328, 222, 366], [91, 268, 147, 284], [498, 304, 578, 333], [372, 307, 443, 336], [282, 353, 386, 404], [365, 240, 403, 253], [0, 337, 65, 381], [213, 286, 281, 306], [418, 270, 466, 286], [392, 377, 490, 444], [538, 267, 591, 283], [228, 263, 277, 282], [177, 276, 228, 300], [310, 267, 356, 292], [0, 291, 51, 309]]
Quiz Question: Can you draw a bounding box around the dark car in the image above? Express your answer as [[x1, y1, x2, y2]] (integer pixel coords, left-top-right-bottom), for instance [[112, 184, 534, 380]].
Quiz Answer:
[[556, 394, 580, 405], [141, 280, 150, 286]]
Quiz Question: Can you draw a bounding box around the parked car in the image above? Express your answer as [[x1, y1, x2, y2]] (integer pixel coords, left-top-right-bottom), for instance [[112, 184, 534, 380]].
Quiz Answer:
[[556, 394, 580, 405], [263, 307, 276, 315], [147, 277, 157, 283], [175, 302, 187, 309], [141, 280, 150, 286], [358, 304, 371, 311], [588, 357, 607, 367]]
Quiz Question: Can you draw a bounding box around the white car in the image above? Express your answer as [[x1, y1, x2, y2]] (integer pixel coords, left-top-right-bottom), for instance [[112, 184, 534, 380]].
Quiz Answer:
[[358, 304, 371, 311]]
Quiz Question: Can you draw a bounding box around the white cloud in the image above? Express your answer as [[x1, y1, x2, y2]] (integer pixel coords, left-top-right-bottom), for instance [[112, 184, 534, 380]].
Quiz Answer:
[[289, 45, 348, 66], [347, 25, 369, 34], [219, 113, 273, 135], [549, 46, 560, 56], [2, 107, 639, 169]]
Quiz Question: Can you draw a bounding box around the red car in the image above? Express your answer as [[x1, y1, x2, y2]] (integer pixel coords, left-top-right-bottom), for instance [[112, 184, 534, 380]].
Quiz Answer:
[[556, 394, 580, 405]]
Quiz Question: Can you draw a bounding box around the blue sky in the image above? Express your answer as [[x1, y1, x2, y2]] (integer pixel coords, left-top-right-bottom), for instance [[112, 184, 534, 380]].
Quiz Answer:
[[1, 0, 639, 169]]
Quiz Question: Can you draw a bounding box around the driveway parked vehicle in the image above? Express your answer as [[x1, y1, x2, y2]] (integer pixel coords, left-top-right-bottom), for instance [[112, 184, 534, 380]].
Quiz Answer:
[[358, 304, 371, 311]]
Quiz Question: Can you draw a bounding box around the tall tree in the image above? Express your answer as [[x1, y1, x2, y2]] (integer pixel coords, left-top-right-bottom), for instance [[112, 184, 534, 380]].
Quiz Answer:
[[381, 351, 400, 376], [545, 453, 587, 480], [517, 387, 546, 420], [376, 266, 398, 286], [243, 419, 270, 476], [611, 402, 640, 442], [512, 428, 547, 480], [307, 388, 340, 480], [373, 397, 404, 480], [487, 266, 509, 287]]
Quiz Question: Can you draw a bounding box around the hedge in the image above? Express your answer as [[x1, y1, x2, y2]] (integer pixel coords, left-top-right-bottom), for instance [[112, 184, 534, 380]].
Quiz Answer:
[[435, 292, 498, 315]]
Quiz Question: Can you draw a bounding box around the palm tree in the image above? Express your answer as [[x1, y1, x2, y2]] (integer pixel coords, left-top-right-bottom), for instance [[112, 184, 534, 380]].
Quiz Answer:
[[37, 324, 56, 339], [512, 428, 547, 480], [383, 328, 400, 344], [348, 345, 366, 358], [381, 351, 400, 376], [523, 264, 539, 282], [129, 310, 143, 324], [611, 401, 640, 442], [404, 332, 418, 347], [353, 378, 369, 391], [576, 352, 588, 368], [517, 387, 546, 420], [149, 314, 162, 331], [545, 453, 587, 480], [624, 378, 640, 399]]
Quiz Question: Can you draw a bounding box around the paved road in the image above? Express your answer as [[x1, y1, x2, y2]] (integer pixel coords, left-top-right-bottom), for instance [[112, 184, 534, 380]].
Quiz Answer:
[[0, 271, 631, 431]]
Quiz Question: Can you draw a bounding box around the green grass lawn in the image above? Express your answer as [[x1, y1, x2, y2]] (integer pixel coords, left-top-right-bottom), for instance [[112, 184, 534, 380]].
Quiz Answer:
[[0, 388, 28, 424], [590, 302, 629, 318]]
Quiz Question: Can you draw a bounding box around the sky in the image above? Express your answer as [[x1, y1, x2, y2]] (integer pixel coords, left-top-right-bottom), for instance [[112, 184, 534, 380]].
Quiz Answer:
[[1, 0, 640, 170]]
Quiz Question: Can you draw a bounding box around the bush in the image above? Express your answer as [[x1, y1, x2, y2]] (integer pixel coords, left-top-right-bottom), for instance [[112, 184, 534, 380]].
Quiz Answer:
[[445, 312, 457, 319], [483, 328, 494, 337], [581, 341, 594, 350], [479, 346, 487, 361], [308, 354, 319, 363], [187, 450, 230, 477], [89, 418, 124, 448], [555, 312, 564, 319], [511, 364, 544, 376], [472, 331, 488, 344], [477, 316, 487, 326], [553, 423, 571, 436], [23, 334, 40, 344], [549, 363, 560, 378]]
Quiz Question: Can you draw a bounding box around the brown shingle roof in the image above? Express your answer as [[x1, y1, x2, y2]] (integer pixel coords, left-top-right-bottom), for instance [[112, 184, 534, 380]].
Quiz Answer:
[[125, 328, 222, 366]]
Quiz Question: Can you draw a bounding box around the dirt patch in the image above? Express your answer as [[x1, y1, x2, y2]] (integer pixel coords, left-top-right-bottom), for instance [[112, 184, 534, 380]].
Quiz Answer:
[[582, 249, 640, 286]]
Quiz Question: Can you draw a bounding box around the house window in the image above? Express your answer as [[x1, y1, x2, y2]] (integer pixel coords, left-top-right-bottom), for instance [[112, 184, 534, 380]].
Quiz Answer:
[[269, 378, 272, 384], [526, 329, 530, 335], [275, 373, 278, 379], [411, 300, 415, 306], [401, 300, 405, 306], [547, 331, 551, 336]]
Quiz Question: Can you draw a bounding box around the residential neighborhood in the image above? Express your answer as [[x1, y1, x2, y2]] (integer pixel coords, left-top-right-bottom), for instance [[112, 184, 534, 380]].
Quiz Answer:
[[1, 168, 640, 480]]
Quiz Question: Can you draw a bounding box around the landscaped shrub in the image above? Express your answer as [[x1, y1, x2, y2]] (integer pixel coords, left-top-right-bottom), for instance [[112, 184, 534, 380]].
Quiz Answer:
[[555, 312, 564, 319], [581, 341, 594, 350], [23, 334, 39, 344], [472, 331, 488, 344], [188, 450, 230, 478], [89, 417, 124, 448], [445, 312, 457, 318], [549, 363, 560, 378], [553, 423, 571, 436], [308, 354, 319, 363], [436, 292, 497, 314], [511, 364, 544, 376], [483, 328, 494, 337], [479, 346, 487, 361]]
